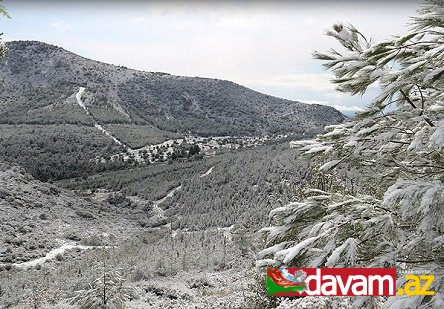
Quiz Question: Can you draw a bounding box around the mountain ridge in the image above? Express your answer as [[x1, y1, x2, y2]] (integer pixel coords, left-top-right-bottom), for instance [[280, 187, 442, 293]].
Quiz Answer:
[[0, 40, 345, 137], [0, 40, 346, 181], [2, 39, 336, 108]]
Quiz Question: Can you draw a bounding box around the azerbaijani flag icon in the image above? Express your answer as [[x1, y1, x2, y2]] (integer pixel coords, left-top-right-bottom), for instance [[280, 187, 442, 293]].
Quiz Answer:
[[267, 267, 307, 296]]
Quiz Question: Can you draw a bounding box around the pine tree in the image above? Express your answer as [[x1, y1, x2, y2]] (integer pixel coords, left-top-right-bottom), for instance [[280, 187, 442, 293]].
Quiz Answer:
[[257, 1, 443, 308], [70, 269, 131, 309], [0, 0, 9, 59], [70, 251, 132, 309]]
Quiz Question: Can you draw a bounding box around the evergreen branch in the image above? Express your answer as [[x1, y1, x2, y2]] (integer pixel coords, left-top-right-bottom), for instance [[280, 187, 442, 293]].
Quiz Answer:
[[389, 140, 411, 145], [400, 89, 417, 109], [400, 89, 434, 127], [423, 117, 435, 127], [397, 258, 436, 264], [415, 84, 425, 115], [374, 205, 395, 214]]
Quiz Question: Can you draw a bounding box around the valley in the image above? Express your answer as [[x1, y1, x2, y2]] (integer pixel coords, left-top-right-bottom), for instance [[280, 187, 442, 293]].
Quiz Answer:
[[0, 142, 310, 308], [0, 40, 345, 308]]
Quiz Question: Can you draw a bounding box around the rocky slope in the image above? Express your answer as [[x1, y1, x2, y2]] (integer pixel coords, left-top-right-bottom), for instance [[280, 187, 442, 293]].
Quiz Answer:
[[0, 40, 345, 137], [0, 161, 138, 265]]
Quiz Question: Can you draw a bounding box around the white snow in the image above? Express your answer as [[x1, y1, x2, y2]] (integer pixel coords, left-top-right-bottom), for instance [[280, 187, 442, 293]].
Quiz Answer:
[[277, 296, 352, 309], [255, 259, 280, 268], [307, 145, 334, 154], [337, 27, 354, 43], [401, 60, 427, 74], [424, 67, 444, 82], [152, 185, 182, 218], [275, 236, 320, 264], [325, 238, 358, 267], [1, 242, 99, 269], [428, 103, 444, 112], [319, 159, 342, 171], [94, 124, 124, 147], [430, 120, 444, 151], [75, 87, 129, 149], [217, 224, 234, 241], [75, 87, 88, 112], [200, 166, 214, 178], [269, 206, 288, 218], [257, 242, 288, 259]]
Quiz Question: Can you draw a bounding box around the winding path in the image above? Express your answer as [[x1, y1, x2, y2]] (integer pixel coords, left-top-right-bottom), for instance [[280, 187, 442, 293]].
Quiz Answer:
[[0, 242, 100, 269], [75, 87, 129, 149], [200, 166, 214, 178], [152, 185, 182, 218]]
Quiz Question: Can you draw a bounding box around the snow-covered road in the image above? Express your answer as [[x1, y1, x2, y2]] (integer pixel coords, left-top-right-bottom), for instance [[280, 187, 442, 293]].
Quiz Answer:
[[152, 185, 182, 218], [0, 242, 100, 269], [94, 123, 125, 147], [75, 87, 88, 112], [75, 87, 129, 149], [200, 166, 214, 178]]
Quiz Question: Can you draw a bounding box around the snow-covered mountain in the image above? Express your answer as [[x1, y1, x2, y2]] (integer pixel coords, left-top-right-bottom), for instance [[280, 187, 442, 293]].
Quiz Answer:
[[0, 40, 345, 137]]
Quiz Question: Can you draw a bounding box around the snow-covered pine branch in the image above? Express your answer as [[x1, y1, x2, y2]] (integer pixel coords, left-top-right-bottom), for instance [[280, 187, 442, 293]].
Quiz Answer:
[[258, 1, 443, 308]]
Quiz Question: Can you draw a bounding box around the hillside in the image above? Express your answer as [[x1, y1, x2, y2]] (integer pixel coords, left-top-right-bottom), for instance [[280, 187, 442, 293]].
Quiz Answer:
[[0, 161, 139, 266], [0, 149, 299, 309], [0, 41, 344, 136], [0, 40, 345, 181]]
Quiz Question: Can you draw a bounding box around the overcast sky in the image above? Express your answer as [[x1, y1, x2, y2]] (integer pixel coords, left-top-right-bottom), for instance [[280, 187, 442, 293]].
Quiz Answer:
[[1, 1, 421, 114]]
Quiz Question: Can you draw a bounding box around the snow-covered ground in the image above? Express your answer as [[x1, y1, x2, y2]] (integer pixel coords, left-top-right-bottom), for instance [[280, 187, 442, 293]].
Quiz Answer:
[[152, 185, 182, 218], [75, 87, 129, 149], [125, 269, 253, 309], [217, 225, 235, 241], [127, 185, 182, 219], [200, 166, 214, 178], [105, 134, 289, 165], [94, 123, 125, 147], [75, 87, 88, 112], [0, 242, 98, 269]]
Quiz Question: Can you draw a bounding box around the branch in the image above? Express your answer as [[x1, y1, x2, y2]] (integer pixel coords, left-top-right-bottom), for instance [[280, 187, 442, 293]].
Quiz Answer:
[[399, 89, 434, 127], [375, 205, 395, 214], [423, 117, 435, 127], [358, 232, 384, 246], [389, 140, 410, 145], [397, 258, 435, 264], [415, 84, 425, 114], [399, 89, 417, 109]]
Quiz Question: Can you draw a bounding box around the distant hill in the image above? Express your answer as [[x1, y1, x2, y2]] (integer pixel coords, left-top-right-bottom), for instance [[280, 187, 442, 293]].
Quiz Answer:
[[0, 40, 345, 136], [0, 40, 345, 181]]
